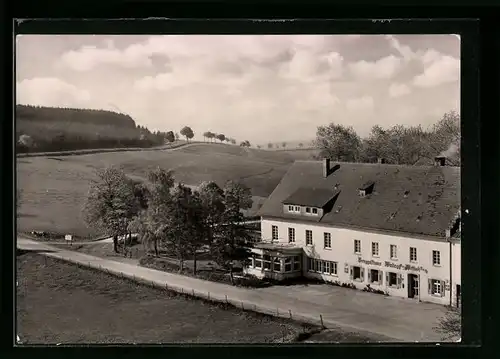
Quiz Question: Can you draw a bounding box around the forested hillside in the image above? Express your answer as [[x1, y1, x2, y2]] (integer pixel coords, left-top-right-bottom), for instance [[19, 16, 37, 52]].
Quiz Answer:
[[16, 105, 169, 153]]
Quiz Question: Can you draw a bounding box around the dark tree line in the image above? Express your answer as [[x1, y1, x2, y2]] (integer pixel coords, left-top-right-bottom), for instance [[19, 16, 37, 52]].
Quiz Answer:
[[314, 111, 460, 166], [16, 105, 178, 153]]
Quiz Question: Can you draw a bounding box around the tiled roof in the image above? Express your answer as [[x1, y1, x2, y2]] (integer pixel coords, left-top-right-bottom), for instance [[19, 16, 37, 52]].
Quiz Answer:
[[258, 160, 460, 238]]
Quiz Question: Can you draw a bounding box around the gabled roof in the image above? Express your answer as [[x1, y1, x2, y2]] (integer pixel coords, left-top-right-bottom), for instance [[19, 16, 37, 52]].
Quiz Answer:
[[258, 160, 460, 238], [283, 187, 337, 207]]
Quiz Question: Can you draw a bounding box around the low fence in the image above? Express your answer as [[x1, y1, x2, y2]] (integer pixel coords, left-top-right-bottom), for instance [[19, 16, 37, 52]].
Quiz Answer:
[[41, 251, 329, 330]]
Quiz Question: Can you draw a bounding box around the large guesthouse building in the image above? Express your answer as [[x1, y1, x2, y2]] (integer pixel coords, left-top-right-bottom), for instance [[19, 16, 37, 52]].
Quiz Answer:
[[245, 157, 461, 306]]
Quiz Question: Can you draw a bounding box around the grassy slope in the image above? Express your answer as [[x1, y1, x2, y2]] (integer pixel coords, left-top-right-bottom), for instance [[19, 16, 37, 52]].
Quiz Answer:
[[16, 252, 307, 344], [17, 143, 319, 237]]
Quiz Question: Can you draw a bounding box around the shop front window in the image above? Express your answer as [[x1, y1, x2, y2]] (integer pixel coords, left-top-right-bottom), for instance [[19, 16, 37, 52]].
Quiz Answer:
[[284, 257, 292, 272], [263, 254, 271, 270], [254, 254, 262, 268], [293, 256, 301, 271], [273, 257, 281, 272]]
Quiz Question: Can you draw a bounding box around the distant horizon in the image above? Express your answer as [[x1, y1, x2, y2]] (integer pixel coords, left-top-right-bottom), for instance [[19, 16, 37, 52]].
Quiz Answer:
[[16, 35, 460, 144]]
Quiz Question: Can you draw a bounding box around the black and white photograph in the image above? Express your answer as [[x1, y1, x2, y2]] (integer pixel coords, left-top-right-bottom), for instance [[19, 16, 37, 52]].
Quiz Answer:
[[16, 32, 461, 344]]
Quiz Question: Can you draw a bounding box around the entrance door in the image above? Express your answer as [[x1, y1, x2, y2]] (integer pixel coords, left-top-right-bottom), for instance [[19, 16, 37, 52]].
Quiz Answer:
[[408, 274, 419, 299], [456, 284, 461, 307]]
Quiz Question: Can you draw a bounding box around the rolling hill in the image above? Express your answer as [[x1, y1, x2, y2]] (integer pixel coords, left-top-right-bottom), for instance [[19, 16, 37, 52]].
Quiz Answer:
[[17, 143, 320, 238]]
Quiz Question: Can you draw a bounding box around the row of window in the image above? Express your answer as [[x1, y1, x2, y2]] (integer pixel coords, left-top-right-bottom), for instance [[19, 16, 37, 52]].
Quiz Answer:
[[249, 254, 301, 273], [287, 205, 319, 215], [271, 226, 442, 266], [306, 258, 445, 296]]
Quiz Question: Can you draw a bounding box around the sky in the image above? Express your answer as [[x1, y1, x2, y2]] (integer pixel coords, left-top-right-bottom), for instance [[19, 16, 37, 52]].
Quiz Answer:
[[16, 34, 460, 144]]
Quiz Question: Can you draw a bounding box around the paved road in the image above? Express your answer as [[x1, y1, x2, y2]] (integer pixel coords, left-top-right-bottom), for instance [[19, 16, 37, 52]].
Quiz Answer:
[[17, 237, 447, 342]]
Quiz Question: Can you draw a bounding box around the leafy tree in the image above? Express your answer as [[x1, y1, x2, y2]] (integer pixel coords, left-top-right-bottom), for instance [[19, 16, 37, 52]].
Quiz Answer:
[[240, 140, 251, 148], [198, 181, 226, 249], [83, 167, 138, 253], [180, 126, 194, 142], [216, 133, 226, 143], [207, 132, 215, 143], [434, 306, 461, 341], [315, 123, 362, 162], [298, 143, 303, 148], [282, 142, 287, 149], [428, 111, 460, 166], [210, 181, 253, 285], [225, 137, 231, 143], [165, 131, 175, 143], [231, 138, 236, 145], [203, 131, 211, 142], [267, 143, 273, 149]]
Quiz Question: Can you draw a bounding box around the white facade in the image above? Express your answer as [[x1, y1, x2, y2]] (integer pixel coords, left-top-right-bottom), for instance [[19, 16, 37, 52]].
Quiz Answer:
[[256, 217, 461, 306]]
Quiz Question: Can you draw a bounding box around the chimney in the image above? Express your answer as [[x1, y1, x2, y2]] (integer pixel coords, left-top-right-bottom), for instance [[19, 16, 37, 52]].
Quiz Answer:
[[323, 158, 331, 178], [434, 156, 446, 167], [377, 157, 385, 164]]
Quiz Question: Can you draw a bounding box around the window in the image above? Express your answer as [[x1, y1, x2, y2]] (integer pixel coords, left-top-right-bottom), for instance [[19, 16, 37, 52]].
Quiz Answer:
[[351, 266, 363, 281], [288, 227, 295, 243], [390, 245, 397, 259], [432, 250, 441, 266], [263, 255, 271, 270], [293, 256, 301, 271], [271, 226, 278, 241], [273, 257, 281, 272], [429, 279, 444, 296], [410, 247, 417, 262], [284, 257, 292, 272], [387, 272, 398, 287], [306, 257, 337, 276], [354, 239, 361, 254], [254, 254, 262, 268], [324, 233, 332, 249], [305, 230, 313, 246], [371, 242, 379, 256], [287, 205, 301, 213], [369, 269, 382, 284], [306, 207, 311, 213], [312, 208, 318, 215]]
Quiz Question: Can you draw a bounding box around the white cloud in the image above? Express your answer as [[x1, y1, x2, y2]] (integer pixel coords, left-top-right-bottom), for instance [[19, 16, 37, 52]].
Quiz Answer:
[[413, 55, 460, 88], [346, 96, 374, 111], [348, 55, 402, 80], [388, 83, 411, 98], [16, 77, 91, 108], [385, 35, 417, 61]]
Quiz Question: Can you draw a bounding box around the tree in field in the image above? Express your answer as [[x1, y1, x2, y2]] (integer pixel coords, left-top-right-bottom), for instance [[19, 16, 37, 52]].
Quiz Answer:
[[129, 167, 176, 256], [216, 134, 226, 143], [207, 132, 216, 143], [225, 137, 231, 144], [267, 143, 273, 149], [83, 167, 139, 253], [298, 143, 304, 148], [210, 181, 253, 285], [180, 126, 194, 142], [162, 184, 203, 272], [240, 140, 251, 148], [203, 131, 211, 143], [165, 131, 175, 144], [315, 123, 362, 162], [198, 181, 226, 251], [282, 142, 287, 149], [434, 305, 461, 341], [231, 138, 236, 145]]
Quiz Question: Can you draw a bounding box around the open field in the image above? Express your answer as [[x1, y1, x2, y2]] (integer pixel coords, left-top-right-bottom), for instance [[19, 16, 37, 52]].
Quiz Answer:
[[17, 143, 318, 237], [16, 251, 313, 344]]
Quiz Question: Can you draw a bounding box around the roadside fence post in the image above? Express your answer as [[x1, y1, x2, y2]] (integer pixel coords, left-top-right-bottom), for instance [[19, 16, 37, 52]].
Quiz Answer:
[[289, 310, 292, 319], [225, 295, 228, 304], [192, 289, 195, 296], [165, 283, 168, 290]]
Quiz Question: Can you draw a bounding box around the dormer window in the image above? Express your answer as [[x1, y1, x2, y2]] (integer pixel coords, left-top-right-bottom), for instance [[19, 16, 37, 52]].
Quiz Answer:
[[287, 205, 301, 213], [304, 207, 319, 216], [312, 208, 318, 215], [359, 181, 375, 197], [305, 207, 311, 213]]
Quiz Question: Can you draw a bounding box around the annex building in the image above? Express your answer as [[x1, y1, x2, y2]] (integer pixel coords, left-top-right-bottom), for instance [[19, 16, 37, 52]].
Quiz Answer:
[[245, 157, 461, 306]]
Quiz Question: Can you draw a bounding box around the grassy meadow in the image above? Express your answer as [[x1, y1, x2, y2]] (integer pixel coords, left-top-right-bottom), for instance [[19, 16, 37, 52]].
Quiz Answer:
[[17, 143, 319, 238]]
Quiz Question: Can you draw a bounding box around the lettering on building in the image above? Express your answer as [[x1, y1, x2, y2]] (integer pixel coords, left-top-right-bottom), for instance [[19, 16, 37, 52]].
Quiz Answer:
[[357, 257, 382, 266], [385, 261, 429, 274]]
